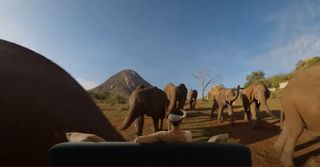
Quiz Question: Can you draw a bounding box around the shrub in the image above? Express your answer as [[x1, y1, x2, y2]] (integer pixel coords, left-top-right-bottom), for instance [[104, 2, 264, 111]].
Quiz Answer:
[[105, 95, 127, 105], [270, 89, 283, 99], [88, 90, 109, 100]]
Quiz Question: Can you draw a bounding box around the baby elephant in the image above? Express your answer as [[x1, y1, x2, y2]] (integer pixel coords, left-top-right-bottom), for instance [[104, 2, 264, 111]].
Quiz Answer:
[[209, 85, 240, 126]]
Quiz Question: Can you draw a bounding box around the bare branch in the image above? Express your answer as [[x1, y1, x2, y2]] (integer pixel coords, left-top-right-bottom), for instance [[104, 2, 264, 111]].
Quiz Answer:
[[193, 69, 221, 100]]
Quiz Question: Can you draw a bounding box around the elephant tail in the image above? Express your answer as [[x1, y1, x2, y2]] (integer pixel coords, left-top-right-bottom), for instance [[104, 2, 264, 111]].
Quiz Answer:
[[120, 104, 138, 130], [229, 85, 241, 102]]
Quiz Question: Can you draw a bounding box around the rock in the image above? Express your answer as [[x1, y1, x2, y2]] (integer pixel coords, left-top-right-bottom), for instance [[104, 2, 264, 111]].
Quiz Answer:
[[207, 133, 229, 142]]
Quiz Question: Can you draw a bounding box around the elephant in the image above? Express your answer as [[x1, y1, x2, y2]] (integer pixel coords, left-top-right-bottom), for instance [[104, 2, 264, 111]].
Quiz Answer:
[[209, 85, 240, 126], [136, 84, 146, 89], [164, 83, 188, 114], [274, 64, 320, 166], [241, 82, 275, 125], [0, 39, 124, 165], [121, 86, 169, 136], [164, 83, 188, 130], [188, 89, 198, 110]]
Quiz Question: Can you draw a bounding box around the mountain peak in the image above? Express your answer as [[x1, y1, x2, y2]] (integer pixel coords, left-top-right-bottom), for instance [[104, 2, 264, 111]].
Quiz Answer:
[[90, 69, 152, 98]]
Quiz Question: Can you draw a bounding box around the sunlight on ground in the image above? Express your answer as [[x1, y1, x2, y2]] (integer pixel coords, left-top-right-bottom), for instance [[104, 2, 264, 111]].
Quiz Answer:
[[97, 98, 320, 166]]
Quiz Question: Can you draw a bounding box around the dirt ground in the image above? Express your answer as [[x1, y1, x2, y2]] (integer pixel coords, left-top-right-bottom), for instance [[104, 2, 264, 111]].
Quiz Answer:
[[97, 98, 320, 166]]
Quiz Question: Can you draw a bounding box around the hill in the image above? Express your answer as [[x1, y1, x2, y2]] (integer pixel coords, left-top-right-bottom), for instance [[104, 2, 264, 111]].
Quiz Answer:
[[89, 69, 152, 99], [293, 56, 320, 74], [263, 56, 320, 88]]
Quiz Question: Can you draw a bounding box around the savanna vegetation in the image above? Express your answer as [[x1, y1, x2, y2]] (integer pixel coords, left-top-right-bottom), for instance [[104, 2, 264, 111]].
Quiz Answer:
[[244, 56, 320, 99], [88, 90, 127, 104]]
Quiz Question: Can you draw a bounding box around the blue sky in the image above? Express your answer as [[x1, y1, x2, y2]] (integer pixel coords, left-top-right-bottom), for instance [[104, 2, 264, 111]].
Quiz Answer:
[[1, 0, 320, 92]]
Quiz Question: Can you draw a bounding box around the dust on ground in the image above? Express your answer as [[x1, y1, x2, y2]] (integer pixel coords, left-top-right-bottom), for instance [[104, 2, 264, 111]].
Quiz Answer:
[[97, 98, 320, 166]]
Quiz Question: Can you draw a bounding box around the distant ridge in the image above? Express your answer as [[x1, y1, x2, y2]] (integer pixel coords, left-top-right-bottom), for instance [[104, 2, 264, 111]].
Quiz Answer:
[[90, 69, 152, 98]]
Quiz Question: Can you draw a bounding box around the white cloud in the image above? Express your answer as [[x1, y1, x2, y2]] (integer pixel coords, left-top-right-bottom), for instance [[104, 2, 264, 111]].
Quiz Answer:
[[76, 78, 99, 90], [250, 0, 320, 73]]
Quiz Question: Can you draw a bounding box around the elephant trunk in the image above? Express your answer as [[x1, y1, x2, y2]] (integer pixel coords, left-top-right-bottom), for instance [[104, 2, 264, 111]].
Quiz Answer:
[[259, 95, 275, 117], [167, 94, 177, 114], [121, 105, 138, 130], [229, 85, 240, 102]]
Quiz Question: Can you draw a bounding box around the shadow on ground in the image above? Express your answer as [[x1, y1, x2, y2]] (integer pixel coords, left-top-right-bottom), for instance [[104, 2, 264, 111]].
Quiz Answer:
[[187, 109, 281, 145], [294, 137, 320, 166], [192, 121, 280, 144]]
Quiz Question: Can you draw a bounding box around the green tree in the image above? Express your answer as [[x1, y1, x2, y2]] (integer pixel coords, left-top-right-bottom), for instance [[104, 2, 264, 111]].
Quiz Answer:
[[264, 73, 290, 88], [244, 70, 265, 87]]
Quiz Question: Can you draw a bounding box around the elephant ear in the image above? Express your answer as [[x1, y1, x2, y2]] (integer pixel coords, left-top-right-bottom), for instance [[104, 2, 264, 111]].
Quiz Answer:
[[248, 85, 255, 102], [224, 90, 231, 103]]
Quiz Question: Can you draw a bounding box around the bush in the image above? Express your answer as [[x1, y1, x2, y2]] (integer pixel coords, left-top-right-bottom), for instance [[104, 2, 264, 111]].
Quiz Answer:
[[270, 89, 283, 99], [88, 91, 127, 105], [105, 95, 127, 105], [88, 90, 109, 100]]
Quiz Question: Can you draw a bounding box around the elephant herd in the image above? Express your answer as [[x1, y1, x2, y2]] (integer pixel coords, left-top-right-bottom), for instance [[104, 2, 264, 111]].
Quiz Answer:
[[208, 82, 275, 127], [4, 39, 318, 166], [121, 81, 277, 136], [121, 83, 197, 135], [122, 64, 320, 166]]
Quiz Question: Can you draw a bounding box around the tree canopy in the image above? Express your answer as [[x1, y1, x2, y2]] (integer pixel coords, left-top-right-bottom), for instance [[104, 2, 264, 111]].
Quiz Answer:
[[244, 70, 265, 87], [244, 57, 320, 88]]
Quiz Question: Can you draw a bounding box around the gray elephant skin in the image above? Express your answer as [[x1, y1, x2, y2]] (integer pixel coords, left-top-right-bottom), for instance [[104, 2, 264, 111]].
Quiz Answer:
[[164, 83, 188, 114], [241, 82, 275, 125], [121, 87, 169, 136], [0, 39, 124, 165], [274, 64, 320, 166], [209, 85, 240, 126]]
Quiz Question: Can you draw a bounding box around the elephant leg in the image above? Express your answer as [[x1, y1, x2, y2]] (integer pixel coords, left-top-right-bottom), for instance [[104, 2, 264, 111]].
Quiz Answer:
[[152, 117, 159, 132], [280, 129, 302, 166], [159, 118, 164, 131], [242, 97, 251, 121], [279, 103, 304, 166], [217, 106, 224, 124], [226, 104, 234, 126], [135, 115, 144, 136], [244, 109, 251, 121], [243, 104, 251, 121], [256, 101, 261, 121], [211, 102, 215, 118], [274, 123, 288, 153], [250, 102, 259, 127]]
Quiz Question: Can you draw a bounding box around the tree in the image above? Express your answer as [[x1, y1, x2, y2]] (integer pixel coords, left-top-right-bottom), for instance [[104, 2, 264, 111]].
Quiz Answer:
[[264, 73, 290, 88], [244, 70, 265, 87], [193, 69, 220, 100]]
